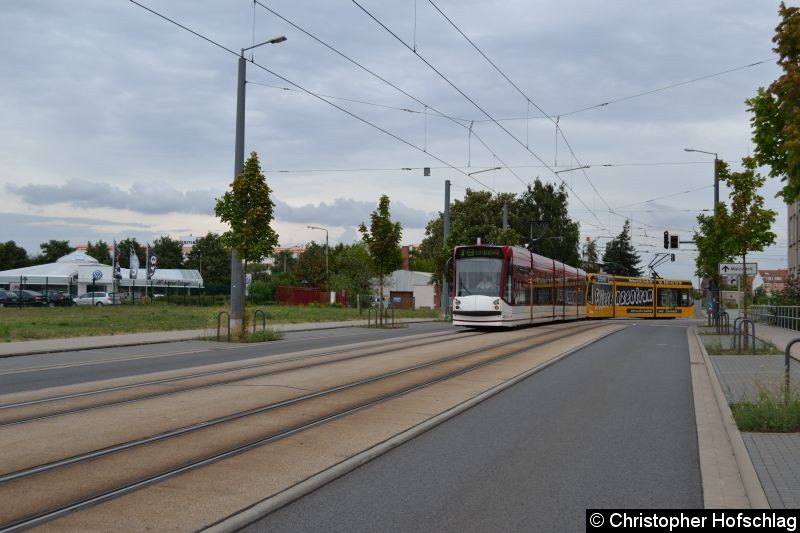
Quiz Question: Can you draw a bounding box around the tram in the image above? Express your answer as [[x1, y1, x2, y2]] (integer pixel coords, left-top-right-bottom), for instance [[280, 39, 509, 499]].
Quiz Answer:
[[585, 273, 694, 319], [450, 244, 694, 328], [451, 244, 586, 327]]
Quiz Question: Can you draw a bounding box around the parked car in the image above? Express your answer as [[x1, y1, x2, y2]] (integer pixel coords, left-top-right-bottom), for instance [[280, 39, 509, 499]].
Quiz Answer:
[[0, 290, 20, 307], [14, 290, 45, 306], [40, 290, 76, 307], [74, 291, 119, 306]]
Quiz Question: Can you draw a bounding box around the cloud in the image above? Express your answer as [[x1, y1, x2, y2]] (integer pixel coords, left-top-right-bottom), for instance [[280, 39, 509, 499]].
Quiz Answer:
[[275, 197, 433, 229], [7, 179, 220, 215]]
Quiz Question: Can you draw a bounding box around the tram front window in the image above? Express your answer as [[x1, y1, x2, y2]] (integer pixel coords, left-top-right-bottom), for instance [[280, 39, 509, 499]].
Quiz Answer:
[[455, 258, 502, 297]]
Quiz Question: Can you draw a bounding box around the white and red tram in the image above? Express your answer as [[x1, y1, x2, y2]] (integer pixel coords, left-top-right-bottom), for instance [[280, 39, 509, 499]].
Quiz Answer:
[[451, 244, 587, 328]]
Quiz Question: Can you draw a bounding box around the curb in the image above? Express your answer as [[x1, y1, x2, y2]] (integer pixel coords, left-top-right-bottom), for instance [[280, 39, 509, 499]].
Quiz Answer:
[[204, 325, 624, 532], [691, 326, 769, 508]]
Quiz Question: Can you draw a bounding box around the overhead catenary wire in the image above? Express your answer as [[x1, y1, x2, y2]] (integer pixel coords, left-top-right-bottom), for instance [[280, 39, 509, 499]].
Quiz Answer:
[[254, 1, 529, 188], [353, 0, 611, 235], [128, 0, 496, 192]]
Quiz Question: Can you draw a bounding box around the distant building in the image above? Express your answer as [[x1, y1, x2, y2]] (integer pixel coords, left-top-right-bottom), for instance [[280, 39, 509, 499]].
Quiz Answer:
[[754, 269, 788, 295]]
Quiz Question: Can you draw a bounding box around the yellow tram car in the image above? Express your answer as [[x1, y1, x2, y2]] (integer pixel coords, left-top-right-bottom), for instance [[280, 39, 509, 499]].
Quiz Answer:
[[586, 274, 694, 319]]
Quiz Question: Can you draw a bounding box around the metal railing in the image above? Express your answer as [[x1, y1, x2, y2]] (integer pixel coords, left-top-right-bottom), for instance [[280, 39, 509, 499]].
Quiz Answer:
[[749, 305, 800, 331]]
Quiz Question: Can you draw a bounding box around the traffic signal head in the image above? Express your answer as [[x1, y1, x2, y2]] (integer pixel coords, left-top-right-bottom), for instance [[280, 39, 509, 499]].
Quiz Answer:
[[670, 235, 679, 249], [663, 231, 669, 249]]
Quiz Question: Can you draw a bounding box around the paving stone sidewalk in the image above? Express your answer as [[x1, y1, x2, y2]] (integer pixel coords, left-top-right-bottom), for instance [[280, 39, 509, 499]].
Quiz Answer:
[[708, 319, 800, 509]]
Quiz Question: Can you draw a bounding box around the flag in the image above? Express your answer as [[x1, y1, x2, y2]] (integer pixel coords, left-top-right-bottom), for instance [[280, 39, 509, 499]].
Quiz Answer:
[[112, 240, 121, 280], [146, 243, 158, 280], [129, 245, 139, 279]]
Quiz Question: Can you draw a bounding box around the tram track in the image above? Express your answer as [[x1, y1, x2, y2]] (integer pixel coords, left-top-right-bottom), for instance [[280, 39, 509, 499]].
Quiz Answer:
[[0, 329, 477, 426], [0, 322, 608, 532]]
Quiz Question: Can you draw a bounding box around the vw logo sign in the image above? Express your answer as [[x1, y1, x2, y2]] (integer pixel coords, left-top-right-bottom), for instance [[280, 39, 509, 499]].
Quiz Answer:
[[92, 270, 103, 281]]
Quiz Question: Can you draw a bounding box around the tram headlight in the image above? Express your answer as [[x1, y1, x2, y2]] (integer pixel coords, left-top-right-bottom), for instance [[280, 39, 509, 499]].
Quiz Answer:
[[454, 298, 461, 310], [493, 299, 500, 311]]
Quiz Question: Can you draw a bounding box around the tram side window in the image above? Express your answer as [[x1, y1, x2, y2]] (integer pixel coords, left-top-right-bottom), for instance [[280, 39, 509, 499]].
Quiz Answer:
[[513, 266, 531, 305], [681, 289, 694, 307], [505, 257, 513, 302], [659, 288, 678, 307], [533, 269, 552, 305]]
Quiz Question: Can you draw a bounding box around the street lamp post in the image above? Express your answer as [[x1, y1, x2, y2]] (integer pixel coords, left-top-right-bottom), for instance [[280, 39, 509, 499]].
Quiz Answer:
[[230, 35, 286, 333], [684, 147, 720, 321], [307, 226, 329, 292]]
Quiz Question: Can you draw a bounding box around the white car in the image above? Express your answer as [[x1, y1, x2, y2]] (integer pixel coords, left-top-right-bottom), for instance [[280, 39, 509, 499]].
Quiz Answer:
[[74, 292, 119, 306]]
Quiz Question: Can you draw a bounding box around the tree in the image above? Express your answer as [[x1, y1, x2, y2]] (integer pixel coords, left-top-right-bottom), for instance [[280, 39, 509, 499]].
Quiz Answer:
[[746, 3, 800, 202], [152, 236, 184, 269], [295, 241, 327, 289], [185, 232, 230, 287], [694, 203, 735, 296], [215, 151, 279, 268], [272, 249, 299, 276], [359, 195, 403, 323], [513, 180, 580, 266], [601, 220, 642, 276], [118, 238, 145, 270], [85, 240, 111, 264], [330, 243, 373, 302], [0, 241, 29, 270], [718, 158, 777, 317], [36, 239, 73, 264], [582, 237, 600, 272]]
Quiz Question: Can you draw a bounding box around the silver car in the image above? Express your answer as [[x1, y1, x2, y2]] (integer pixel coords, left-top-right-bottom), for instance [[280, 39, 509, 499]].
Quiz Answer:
[[74, 291, 120, 306]]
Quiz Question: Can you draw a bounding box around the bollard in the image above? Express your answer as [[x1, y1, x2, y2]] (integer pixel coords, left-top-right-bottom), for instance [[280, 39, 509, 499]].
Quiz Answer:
[[216, 311, 231, 342], [367, 307, 375, 327]]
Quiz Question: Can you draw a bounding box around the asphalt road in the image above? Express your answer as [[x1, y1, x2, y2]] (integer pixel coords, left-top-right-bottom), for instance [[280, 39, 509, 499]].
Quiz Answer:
[[0, 322, 454, 394], [242, 321, 702, 532]]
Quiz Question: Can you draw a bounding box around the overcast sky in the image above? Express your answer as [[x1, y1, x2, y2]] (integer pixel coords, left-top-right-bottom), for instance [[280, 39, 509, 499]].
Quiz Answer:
[[0, 0, 788, 280]]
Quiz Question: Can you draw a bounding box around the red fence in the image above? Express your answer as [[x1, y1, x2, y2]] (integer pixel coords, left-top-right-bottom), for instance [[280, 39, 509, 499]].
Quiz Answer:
[[276, 286, 348, 307]]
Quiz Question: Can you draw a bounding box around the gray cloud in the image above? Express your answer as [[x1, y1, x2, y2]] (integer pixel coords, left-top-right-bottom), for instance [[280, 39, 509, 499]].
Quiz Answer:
[[275, 197, 433, 229]]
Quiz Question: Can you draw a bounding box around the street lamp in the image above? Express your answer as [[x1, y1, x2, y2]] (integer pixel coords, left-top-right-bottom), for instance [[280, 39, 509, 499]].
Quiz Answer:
[[307, 226, 329, 292], [685, 147, 720, 321], [230, 35, 286, 333]]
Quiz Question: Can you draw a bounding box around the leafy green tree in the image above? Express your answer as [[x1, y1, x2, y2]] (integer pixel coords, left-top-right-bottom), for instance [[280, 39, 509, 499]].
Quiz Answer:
[[582, 237, 600, 272], [295, 241, 327, 289], [85, 240, 112, 264], [0, 241, 29, 270], [694, 203, 735, 294], [272, 249, 300, 276], [35, 239, 73, 264], [746, 2, 800, 202], [601, 220, 642, 276], [117, 238, 145, 270], [513, 180, 580, 266], [330, 243, 373, 302], [152, 236, 184, 269], [718, 158, 777, 316], [185, 232, 231, 286], [359, 195, 403, 323], [215, 151, 279, 269]]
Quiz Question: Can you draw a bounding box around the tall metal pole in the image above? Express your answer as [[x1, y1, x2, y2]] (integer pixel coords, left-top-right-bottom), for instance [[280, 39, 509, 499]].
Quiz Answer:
[[713, 155, 720, 322], [442, 179, 451, 315], [230, 53, 246, 333]]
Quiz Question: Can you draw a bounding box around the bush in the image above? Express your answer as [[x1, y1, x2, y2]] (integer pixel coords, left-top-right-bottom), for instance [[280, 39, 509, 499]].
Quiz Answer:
[[732, 388, 800, 432]]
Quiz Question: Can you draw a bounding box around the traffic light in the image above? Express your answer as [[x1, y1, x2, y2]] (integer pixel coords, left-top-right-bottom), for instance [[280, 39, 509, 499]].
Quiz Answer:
[[663, 231, 669, 249], [670, 235, 679, 249]]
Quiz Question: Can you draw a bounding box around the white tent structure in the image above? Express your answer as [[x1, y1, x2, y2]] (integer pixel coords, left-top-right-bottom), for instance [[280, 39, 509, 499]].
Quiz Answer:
[[0, 251, 203, 295]]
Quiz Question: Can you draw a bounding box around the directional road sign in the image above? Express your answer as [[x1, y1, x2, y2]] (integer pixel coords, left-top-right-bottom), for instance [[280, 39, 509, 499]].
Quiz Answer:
[[719, 263, 757, 275]]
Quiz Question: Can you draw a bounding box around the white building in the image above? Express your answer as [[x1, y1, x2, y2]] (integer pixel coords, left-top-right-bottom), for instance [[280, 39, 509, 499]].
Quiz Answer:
[[0, 251, 203, 295]]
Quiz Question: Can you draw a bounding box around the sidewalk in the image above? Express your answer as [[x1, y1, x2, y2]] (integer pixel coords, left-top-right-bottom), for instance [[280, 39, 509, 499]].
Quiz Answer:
[[703, 315, 800, 509], [0, 318, 439, 358]]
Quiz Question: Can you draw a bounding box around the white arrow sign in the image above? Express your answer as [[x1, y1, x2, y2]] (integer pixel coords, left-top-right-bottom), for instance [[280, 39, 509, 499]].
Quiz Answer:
[[719, 263, 757, 275]]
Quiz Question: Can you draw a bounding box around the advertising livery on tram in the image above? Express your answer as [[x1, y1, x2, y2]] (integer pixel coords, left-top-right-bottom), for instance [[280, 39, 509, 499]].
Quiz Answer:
[[451, 244, 694, 328]]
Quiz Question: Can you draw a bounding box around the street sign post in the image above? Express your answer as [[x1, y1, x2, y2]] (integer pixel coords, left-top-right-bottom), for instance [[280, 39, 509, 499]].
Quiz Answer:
[[718, 263, 757, 275]]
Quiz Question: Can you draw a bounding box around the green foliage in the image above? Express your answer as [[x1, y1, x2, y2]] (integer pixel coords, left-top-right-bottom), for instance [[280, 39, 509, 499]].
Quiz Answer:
[[746, 3, 800, 202], [359, 195, 403, 281], [85, 240, 112, 264], [732, 388, 800, 432], [215, 151, 279, 264], [117, 238, 145, 270], [582, 237, 600, 272], [0, 241, 30, 270], [295, 241, 327, 289], [694, 202, 735, 287], [186, 232, 231, 285], [772, 275, 800, 305], [601, 220, 642, 276], [36, 239, 74, 264], [152, 236, 185, 269], [514, 180, 580, 265], [329, 243, 373, 298]]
